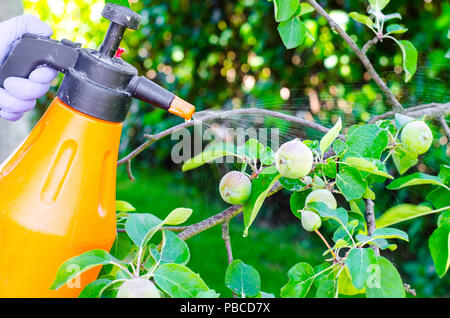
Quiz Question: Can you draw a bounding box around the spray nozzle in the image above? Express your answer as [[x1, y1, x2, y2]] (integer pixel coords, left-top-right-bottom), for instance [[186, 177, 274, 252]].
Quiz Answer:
[[0, 3, 196, 122], [128, 76, 195, 120]]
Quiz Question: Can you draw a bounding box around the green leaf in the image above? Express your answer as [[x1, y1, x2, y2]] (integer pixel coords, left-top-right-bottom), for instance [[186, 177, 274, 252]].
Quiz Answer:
[[429, 224, 450, 278], [349, 12, 374, 28], [368, 0, 390, 11], [366, 256, 405, 298], [305, 26, 315, 41], [182, 144, 236, 172], [290, 190, 312, 219], [376, 204, 433, 228], [380, 12, 402, 22], [337, 267, 365, 295], [79, 278, 113, 298], [345, 125, 389, 160], [296, 3, 315, 17], [357, 227, 409, 243], [280, 262, 315, 298], [243, 172, 281, 236], [395, 113, 415, 130], [164, 208, 193, 225], [392, 146, 418, 175], [438, 210, 450, 227], [345, 248, 378, 289], [196, 290, 221, 298], [438, 164, 450, 184], [313, 263, 335, 288], [344, 157, 393, 179], [260, 291, 276, 298], [350, 199, 365, 216], [386, 24, 408, 34], [397, 40, 418, 83], [336, 166, 368, 201], [363, 186, 376, 200], [260, 147, 275, 166], [125, 213, 163, 247], [308, 202, 348, 227], [316, 280, 337, 298], [280, 177, 306, 191], [277, 17, 306, 49], [273, 0, 299, 22], [115, 200, 136, 212], [51, 250, 118, 290], [427, 188, 450, 209], [370, 238, 397, 251], [237, 138, 264, 161], [151, 230, 190, 265], [387, 172, 449, 190], [154, 263, 209, 298], [332, 139, 348, 156], [321, 159, 337, 179], [366, 160, 390, 184], [320, 118, 342, 154], [225, 260, 261, 297], [333, 220, 359, 243], [110, 232, 137, 261]]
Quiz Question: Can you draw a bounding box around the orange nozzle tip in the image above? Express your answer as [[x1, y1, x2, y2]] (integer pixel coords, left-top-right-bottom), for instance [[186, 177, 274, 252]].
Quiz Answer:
[[168, 96, 196, 120]]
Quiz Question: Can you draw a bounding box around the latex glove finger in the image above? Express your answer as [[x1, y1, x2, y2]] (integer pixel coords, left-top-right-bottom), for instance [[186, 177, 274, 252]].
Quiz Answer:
[[0, 14, 53, 64], [4, 77, 51, 101], [29, 66, 58, 84], [0, 87, 36, 113], [0, 109, 24, 122]]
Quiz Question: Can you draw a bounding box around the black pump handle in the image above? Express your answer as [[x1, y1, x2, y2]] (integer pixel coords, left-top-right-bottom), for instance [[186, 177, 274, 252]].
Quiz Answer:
[[0, 34, 80, 88]]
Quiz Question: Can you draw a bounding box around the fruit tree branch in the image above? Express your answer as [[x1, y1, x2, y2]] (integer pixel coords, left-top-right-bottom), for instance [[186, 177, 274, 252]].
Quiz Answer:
[[368, 102, 450, 124], [438, 115, 450, 140], [361, 36, 379, 55], [365, 199, 380, 256], [178, 181, 282, 241], [222, 221, 234, 265], [304, 0, 404, 112]]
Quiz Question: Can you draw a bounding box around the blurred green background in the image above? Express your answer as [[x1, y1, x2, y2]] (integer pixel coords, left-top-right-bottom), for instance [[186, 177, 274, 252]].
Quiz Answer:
[[23, 0, 449, 297]]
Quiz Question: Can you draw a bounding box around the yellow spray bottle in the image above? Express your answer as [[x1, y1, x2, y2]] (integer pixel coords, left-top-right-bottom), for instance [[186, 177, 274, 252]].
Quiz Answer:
[[0, 3, 195, 297]]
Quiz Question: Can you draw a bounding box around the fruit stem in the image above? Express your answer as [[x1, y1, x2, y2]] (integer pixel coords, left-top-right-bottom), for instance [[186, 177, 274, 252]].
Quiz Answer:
[[314, 229, 337, 260]]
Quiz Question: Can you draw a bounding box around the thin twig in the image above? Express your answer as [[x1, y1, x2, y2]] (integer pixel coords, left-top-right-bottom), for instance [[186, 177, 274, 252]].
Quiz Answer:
[[369, 102, 450, 124], [305, 0, 403, 112], [178, 181, 282, 241], [361, 36, 379, 54], [438, 115, 450, 140], [364, 199, 380, 256], [222, 221, 237, 298], [314, 229, 337, 260], [222, 221, 234, 265], [117, 226, 187, 233], [126, 160, 135, 182]]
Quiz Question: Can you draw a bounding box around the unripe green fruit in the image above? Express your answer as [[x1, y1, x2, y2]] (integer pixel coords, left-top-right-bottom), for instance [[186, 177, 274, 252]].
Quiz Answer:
[[275, 139, 313, 179], [305, 189, 337, 209], [301, 210, 321, 232], [401, 121, 433, 155], [219, 171, 252, 205], [117, 279, 161, 298]]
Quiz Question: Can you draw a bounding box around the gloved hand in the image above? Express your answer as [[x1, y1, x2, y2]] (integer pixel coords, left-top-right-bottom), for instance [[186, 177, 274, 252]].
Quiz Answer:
[[0, 14, 58, 121]]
